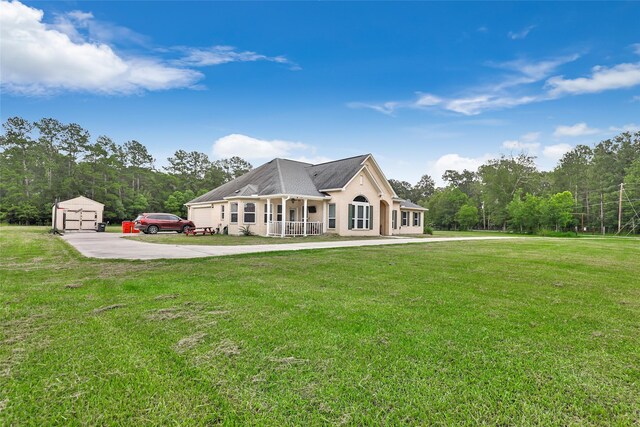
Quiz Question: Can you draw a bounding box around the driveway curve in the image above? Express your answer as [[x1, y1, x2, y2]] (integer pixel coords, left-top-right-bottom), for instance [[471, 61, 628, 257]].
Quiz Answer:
[[61, 232, 518, 260]]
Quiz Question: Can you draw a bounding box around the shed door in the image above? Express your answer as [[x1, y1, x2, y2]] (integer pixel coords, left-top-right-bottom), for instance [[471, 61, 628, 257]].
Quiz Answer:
[[64, 210, 81, 230], [80, 210, 97, 230], [190, 207, 214, 228]]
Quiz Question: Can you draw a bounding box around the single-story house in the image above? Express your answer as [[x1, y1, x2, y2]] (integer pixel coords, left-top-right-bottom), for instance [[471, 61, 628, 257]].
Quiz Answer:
[[185, 154, 426, 237]]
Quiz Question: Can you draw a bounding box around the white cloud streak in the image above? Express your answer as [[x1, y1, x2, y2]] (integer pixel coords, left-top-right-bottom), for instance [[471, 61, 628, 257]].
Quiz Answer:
[[174, 45, 298, 70], [546, 63, 640, 96], [553, 122, 600, 137], [508, 25, 536, 40]]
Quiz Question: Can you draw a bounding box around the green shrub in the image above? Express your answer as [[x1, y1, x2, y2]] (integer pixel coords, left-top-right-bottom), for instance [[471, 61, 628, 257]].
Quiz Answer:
[[423, 224, 434, 235]]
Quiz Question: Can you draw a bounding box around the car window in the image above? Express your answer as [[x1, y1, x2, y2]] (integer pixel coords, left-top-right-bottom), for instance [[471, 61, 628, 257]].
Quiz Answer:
[[148, 214, 162, 220], [168, 215, 180, 221], [134, 215, 143, 221]]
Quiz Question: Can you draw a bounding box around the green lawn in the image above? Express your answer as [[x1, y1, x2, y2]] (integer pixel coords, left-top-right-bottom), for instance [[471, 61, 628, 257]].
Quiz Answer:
[[1, 227, 639, 425]]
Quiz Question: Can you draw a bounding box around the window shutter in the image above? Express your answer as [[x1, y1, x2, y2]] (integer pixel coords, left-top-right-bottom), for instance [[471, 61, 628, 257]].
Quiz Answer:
[[369, 205, 373, 229], [348, 204, 354, 230]]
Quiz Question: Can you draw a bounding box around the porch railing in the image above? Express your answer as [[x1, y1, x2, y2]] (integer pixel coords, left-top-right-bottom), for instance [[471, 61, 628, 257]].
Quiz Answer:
[[268, 221, 324, 236]]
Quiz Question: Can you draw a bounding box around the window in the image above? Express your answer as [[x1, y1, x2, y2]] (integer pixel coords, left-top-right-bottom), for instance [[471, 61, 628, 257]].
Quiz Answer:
[[230, 203, 238, 223], [264, 204, 273, 223], [349, 195, 372, 230], [328, 204, 336, 229], [244, 203, 255, 223], [413, 212, 420, 227], [276, 204, 283, 221], [392, 210, 397, 229], [308, 206, 317, 214], [221, 205, 225, 220], [401, 211, 408, 226], [289, 209, 296, 221]]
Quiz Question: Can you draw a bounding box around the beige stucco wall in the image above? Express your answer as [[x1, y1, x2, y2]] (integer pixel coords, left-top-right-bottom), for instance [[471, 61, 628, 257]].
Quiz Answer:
[[397, 209, 424, 235], [189, 199, 326, 236], [325, 158, 396, 237]]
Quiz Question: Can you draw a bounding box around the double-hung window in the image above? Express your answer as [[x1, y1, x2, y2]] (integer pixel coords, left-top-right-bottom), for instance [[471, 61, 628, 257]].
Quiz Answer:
[[413, 212, 420, 227], [328, 204, 336, 229], [276, 205, 283, 221], [401, 211, 408, 226], [264, 204, 273, 223], [244, 203, 255, 223], [348, 196, 372, 230], [221, 205, 225, 220], [230, 203, 238, 223]]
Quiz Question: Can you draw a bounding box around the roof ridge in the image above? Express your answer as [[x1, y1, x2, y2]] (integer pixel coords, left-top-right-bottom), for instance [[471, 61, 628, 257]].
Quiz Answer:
[[275, 158, 287, 194], [309, 153, 369, 167]]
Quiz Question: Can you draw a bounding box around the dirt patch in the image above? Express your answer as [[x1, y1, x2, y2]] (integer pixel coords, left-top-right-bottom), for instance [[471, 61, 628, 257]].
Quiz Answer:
[[215, 339, 241, 356], [92, 304, 125, 314], [145, 305, 230, 323], [154, 294, 179, 300], [174, 332, 207, 352], [64, 283, 84, 289], [146, 308, 182, 321]]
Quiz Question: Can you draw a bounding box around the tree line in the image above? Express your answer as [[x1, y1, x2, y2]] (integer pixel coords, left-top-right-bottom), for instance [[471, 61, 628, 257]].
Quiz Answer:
[[389, 131, 640, 234], [2, 116, 639, 234], [0, 117, 252, 224]]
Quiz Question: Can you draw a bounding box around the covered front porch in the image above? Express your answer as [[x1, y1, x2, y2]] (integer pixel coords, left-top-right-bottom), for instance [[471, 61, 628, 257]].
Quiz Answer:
[[265, 196, 327, 237]]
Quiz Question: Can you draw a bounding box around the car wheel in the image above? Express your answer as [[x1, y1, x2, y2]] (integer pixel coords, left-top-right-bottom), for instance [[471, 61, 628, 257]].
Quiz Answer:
[[180, 225, 191, 234], [147, 225, 159, 234]]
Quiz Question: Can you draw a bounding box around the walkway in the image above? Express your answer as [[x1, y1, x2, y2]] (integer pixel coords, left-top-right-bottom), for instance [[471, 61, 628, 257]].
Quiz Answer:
[[62, 232, 517, 260]]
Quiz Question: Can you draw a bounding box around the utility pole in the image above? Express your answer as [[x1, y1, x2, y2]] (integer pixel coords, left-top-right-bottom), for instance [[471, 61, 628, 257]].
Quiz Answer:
[[600, 192, 604, 235], [618, 183, 624, 233]]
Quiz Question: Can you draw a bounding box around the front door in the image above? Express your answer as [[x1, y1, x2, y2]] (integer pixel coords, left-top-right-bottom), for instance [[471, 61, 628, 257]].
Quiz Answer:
[[289, 209, 296, 221], [380, 201, 389, 236]]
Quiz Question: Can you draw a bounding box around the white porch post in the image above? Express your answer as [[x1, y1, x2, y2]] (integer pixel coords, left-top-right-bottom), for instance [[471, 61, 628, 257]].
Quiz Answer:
[[281, 197, 286, 237], [322, 200, 327, 234], [303, 198, 308, 237], [266, 198, 271, 236]]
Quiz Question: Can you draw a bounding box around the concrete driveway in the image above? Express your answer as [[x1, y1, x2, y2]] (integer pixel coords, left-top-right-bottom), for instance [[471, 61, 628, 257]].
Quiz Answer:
[[61, 232, 516, 260]]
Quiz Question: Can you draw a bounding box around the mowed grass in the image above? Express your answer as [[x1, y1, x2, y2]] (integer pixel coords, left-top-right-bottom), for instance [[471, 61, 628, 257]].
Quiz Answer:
[[1, 227, 639, 425]]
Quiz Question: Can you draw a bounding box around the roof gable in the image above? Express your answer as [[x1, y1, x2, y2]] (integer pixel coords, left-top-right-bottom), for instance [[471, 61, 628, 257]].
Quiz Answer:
[[306, 154, 370, 190]]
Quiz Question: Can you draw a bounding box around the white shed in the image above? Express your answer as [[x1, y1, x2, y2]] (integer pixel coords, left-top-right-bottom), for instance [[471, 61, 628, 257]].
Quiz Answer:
[[52, 196, 104, 231]]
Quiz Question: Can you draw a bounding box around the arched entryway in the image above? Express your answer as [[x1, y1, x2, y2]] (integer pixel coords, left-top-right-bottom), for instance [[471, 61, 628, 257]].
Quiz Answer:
[[380, 200, 389, 236]]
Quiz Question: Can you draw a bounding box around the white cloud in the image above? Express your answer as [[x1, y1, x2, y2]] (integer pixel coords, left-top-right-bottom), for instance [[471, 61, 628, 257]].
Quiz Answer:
[[212, 134, 329, 164], [632, 43, 640, 55], [609, 123, 640, 133], [429, 153, 493, 185], [174, 45, 297, 69], [546, 63, 640, 96], [543, 143, 573, 160], [508, 25, 536, 40], [0, 0, 201, 95], [553, 122, 600, 137], [502, 132, 541, 152]]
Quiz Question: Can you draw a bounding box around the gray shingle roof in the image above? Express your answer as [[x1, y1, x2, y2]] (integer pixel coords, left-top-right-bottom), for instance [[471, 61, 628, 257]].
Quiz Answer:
[[306, 154, 370, 190], [400, 199, 427, 210], [189, 156, 369, 204]]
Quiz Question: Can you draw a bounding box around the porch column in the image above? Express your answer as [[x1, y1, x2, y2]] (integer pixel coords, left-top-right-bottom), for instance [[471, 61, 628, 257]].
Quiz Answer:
[[281, 197, 286, 237], [322, 200, 327, 234], [303, 198, 308, 237], [266, 198, 271, 236]]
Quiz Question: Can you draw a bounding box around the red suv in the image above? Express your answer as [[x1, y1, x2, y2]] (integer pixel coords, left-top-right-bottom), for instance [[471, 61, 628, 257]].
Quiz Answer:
[[134, 213, 195, 234]]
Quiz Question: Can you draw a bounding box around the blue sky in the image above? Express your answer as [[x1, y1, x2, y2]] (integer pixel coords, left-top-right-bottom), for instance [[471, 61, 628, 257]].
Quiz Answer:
[[2, 1, 639, 185]]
